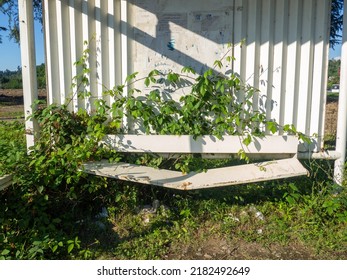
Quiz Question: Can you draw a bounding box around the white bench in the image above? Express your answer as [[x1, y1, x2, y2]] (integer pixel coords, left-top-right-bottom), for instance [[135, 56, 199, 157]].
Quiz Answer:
[[83, 135, 308, 190]]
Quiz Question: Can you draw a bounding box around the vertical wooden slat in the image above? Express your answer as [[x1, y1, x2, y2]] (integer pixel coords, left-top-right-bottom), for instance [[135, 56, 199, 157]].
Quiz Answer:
[[108, 0, 116, 93], [69, 0, 78, 112], [121, 0, 129, 129], [44, 0, 60, 104], [56, 0, 72, 106], [239, 0, 248, 84], [244, 0, 261, 111], [296, 0, 315, 134], [233, 0, 243, 75], [283, 0, 301, 127], [259, 0, 275, 125], [100, 1, 109, 94], [88, 0, 97, 112], [317, 0, 331, 149], [95, 0, 103, 99], [272, 0, 287, 128], [310, 0, 330, 148], [18, 0, 38, 148], [81, 0, 91, 113]]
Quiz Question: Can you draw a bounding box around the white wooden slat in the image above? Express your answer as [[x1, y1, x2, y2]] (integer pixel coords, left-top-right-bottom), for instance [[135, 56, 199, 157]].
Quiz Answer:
[[259, 0, 275, 125], [245, 0, 261, 110], [69, 0, 79, 112], [83, 158, 308, 190], [107, 0, 115, 93], [100, 1, 110, 95], [95, 0, 104, 99], [296, 0, 314, 134], [102, 135, 299, 154], [56, 0, 72, 106], [273, 0, 288, 128], [239, 0, 248, 85], [108, 0, 123, 103], [317, 0, 331, 149], [73, 0, 86, 111], [283, 0, 300, 127], [18, 0, 38, 148], [87, 0, 97, 112], [44, 0, 60, 105], [55, 0, 65, 105], [121, 0, 129, 129], [232, 0, 244, 76], [82, 0, 92, 113], [310, 0, 329, 148]]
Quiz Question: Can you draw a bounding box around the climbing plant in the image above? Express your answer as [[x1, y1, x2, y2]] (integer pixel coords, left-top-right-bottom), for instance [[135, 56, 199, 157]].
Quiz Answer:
[[63, 41, 309, 171]]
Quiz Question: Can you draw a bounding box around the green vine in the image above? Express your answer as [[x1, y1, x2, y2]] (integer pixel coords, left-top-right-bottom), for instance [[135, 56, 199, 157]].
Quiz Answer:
[[47, 42, 309, 173]]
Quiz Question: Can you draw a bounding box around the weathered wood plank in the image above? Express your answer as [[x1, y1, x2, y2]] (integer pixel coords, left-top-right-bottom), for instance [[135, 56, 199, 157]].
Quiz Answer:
[[83, 158, 308, 190], [0, 175, 13, 191], [102, 134, 299, 154]]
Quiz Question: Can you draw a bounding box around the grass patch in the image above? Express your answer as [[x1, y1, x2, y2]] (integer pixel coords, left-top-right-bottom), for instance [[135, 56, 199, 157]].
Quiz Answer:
[[0, 117, 346, 260]]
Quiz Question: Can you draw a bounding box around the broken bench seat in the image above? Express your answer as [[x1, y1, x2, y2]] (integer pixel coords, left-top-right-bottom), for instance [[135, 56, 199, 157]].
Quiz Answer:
[[83, 158, 308, 190], [82, 135, 308, 190]]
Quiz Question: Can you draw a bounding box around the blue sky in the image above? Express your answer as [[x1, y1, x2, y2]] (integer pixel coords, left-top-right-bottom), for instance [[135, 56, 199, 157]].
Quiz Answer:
[[0, 13, 343, 71], [0, 13, 45, 71]]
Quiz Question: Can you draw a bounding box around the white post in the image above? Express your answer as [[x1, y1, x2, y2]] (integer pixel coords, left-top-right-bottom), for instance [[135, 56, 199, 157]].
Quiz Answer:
[[121, 0, 129, 130], [334, 0, 347, 185], [18, 0, 38, 149]]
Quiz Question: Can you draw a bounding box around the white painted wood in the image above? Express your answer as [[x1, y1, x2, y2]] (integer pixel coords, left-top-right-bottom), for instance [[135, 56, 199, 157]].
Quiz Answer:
[[312, 0, 330, 147], [40, 0, 331, 154], [335, 0, 347, 185], [56, 0, 72, 106], [296, 0, 314, 134], [69, 0, 79, 112], [121, 0, 129, 129], [232, 0, 244, 76], [102, 134, 299, 154], [271, 0, 286, 127], [283, 0, 300, 128], [83, 158, 308, 190], [245, 0, 261, 108], [43, 0, 57, 105], [95, 0, 104, 99], [0, 175, 13, 191], [81, 0, 92, 113], [18, 0, 38, 148], [260, 0, 275, 126]]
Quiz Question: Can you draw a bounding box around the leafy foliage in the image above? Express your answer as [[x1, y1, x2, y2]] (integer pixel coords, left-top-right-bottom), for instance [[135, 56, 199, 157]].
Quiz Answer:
[[0, 43, 345, 260], [330, 0, 344, 49], [0, 64, 46, 89], [328, 59, 341, 89]]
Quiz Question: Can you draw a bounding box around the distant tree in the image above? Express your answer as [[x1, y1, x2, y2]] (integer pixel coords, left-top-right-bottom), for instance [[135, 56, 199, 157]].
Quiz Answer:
[[331, 0, 344, 49], [0, 0, 42, 43], [328, 59, 341, 89]]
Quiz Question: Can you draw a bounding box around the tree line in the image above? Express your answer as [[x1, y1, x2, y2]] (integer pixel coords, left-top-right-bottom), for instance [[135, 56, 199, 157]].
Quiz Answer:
[[0, 63, 46, 89]]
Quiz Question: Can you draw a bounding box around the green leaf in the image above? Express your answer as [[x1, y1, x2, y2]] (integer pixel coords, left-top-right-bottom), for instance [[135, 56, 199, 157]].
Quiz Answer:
[[213, 60, 223, 69], [242, 135, 252, 146], [67, 243, 74, 254], [267, 121, 278, 134], [144, 77, 150, 87], [1, 249, 10, 256]]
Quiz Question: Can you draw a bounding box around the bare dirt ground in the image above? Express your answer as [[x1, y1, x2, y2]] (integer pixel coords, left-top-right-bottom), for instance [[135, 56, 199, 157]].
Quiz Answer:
[[325, 98, 338, 137], [0, 89, 47, 119]]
